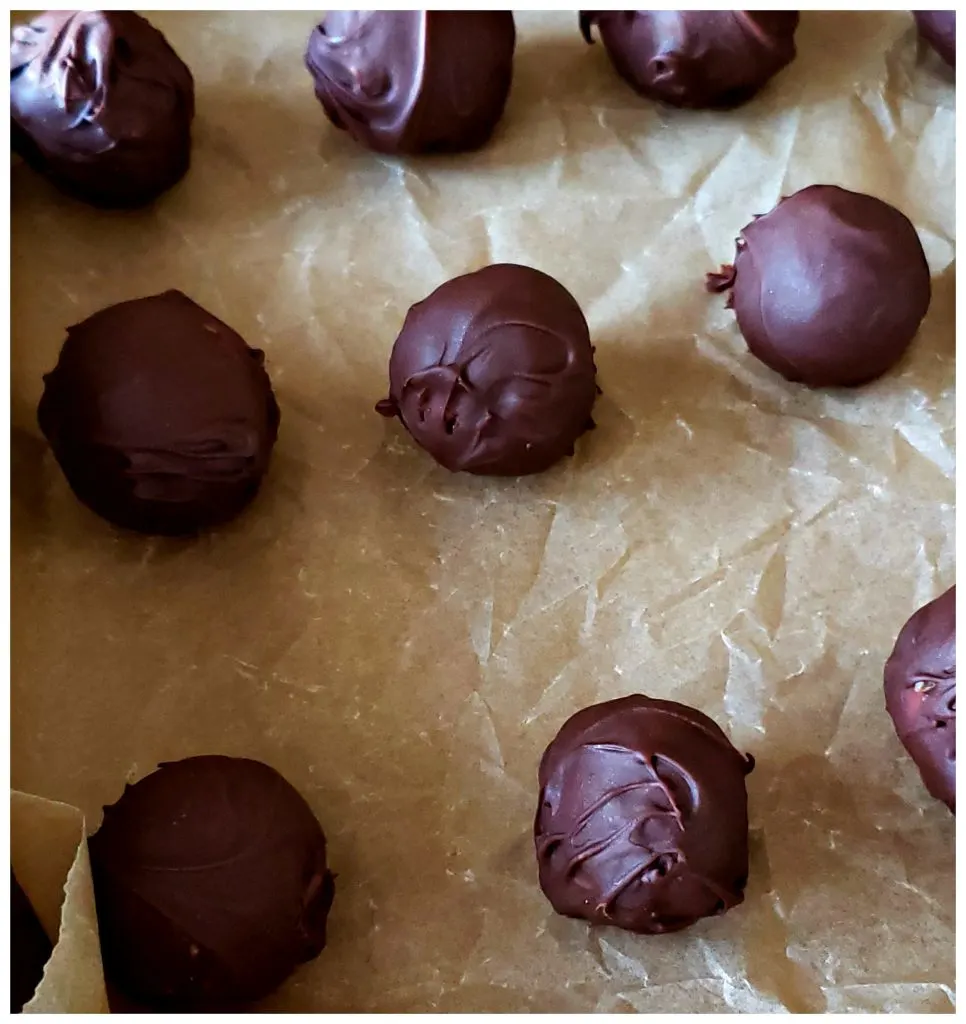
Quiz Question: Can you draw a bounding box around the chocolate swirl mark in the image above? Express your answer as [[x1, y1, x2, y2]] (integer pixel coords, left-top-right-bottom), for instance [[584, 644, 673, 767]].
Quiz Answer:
[[124, 429, 262, 483], [306, 12, 425, 143], [125, 349, 272, 486], [538, 746, 687, 914], [398, 317, 578, 464], [538, 743, 742, 924], [13, 12, 113, 128], [42, 347, 272, 488]]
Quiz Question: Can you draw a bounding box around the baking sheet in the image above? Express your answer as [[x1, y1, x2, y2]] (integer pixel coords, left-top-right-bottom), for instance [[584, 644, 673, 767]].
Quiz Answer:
[[10, 10, 955, 1013]]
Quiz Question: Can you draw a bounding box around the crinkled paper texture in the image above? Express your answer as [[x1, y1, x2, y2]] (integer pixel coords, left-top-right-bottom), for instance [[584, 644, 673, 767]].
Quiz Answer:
[[11, 791, 108, 1013], [10, 10, 955, 1013]]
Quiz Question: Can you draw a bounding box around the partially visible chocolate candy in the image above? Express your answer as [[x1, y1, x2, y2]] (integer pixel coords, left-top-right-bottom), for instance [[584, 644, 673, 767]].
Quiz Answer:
[[305, 11, 516, 155], [885, 586, 956, 813], [38, 290, 280, 536], [376, 264, 598, 476], [534, 695, 754, 934], [579, 11, 799, 109], [88, 756, 335, 1011], [914, 11, 956, 68], [10, 11, 194, 207], [706, 184, 931, 387]]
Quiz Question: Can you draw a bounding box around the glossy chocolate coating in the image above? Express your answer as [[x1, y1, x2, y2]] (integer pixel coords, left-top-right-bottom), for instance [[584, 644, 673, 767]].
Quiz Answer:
[[706, 184, 931, 387], [376, 264, 598, 476], [535, 695, 754, 934], [88, 756, 335, 1011], [11, 871, 53, 1012], [885, 586, 956, 812], [38, 291, 279, 536], [305, 11, 515, 155], [580, 11, 799, 109], [10, 11, 194, 207], [914, 11, 956, 68]]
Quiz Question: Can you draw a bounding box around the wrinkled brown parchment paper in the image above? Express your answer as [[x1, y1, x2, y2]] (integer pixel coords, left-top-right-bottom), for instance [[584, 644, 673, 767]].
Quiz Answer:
[[10, 10, 954, 1013], [11, 791, 108, 1012]]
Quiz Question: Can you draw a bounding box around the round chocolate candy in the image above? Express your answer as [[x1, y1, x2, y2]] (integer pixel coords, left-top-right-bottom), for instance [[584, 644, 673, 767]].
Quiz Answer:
[[535, 695, 754, 934], [305, 11, 515, 155], [38, 290, 279, 535], [706, 184, 931, 387], [580, 11, 799, 109], [885, 586, 955, 812], [377, 264, 598, 476], [10, 11, 194, 207], [89, 756, 335, 1010]]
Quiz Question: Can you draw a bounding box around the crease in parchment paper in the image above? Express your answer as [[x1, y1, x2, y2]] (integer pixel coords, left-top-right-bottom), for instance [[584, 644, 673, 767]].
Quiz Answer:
[[11, 791, 108, 1013]]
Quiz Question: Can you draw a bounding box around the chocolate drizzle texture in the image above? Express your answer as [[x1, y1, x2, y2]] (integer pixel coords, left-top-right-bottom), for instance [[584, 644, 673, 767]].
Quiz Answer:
[[10, 11, 194, 207], [377, 263, 598, 476], [305, 11, 515, 155], [88, 756, 335, 1011], [706, 184, 931, 387], [535, 695, 754, 934], [38, 290, 279, 535], [580, 11, 799, 109], [885, 586, 956, 812]]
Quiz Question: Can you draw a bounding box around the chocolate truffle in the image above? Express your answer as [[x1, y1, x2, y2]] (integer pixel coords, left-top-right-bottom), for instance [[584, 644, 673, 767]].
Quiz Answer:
[[38, 290, 279, 535], [376, 264, 598, 476], [884, 586, 956, 812], [10, 11, 194, 207], [305, 11, 516, 155], [580, 11, 799, 109], [914, 11, 956, 68], [534, 695, 754, 934], [706, 184, 931, 387], [88, 756, 335, 1011], [11, 871, 53, 1012]]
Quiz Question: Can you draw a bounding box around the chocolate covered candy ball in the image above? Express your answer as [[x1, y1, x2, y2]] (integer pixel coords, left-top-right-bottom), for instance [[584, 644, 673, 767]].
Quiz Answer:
[[376, 264, 598, 476], [305, 11, 516, 155], [38, 290, 279, 535], [914, 11, 955, 68], [706, 184, 932, 387], [535, 695, 754, 934], [580, 11, 799, 109], [10, 11, 194, 207], [885, 586, 956, 812], [89, 756, 335, 1011]]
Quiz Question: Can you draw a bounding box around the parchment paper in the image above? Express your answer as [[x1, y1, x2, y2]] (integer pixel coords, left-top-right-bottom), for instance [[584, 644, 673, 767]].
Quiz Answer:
[[11, 791, 108, 1013], [10, 10, 955, 1013]]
